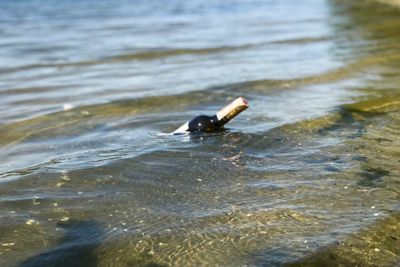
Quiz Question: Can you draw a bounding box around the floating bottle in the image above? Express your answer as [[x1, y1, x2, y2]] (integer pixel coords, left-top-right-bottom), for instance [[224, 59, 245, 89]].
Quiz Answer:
[[173, 97, 249, 134]]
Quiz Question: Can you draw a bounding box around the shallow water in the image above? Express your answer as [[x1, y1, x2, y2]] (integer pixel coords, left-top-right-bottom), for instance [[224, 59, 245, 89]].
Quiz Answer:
[[0, 0, 400, 266]]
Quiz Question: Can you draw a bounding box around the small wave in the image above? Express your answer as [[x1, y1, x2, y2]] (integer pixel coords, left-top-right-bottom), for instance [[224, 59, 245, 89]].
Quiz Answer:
[[0, 45, 253, 75], [270, 36, 330, 45], [107, 46, 251, 62], [223, 52, 400, 94], [344, 95, 400, 113]]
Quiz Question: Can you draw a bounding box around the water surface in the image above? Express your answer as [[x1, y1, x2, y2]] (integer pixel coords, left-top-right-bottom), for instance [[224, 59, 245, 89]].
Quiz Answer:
[[0, 0, 400, 266]]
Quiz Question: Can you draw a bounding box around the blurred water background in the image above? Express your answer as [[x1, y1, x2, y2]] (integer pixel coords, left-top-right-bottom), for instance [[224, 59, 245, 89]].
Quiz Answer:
[[1, 0, 400, 266]]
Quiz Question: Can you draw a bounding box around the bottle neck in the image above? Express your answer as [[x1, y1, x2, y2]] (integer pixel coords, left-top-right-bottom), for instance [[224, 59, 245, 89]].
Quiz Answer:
[[215, 97, 248, 126]]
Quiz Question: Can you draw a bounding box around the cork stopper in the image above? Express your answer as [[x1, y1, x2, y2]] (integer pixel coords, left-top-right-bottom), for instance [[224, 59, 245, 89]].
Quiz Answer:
[[216, 97, 248, 125]]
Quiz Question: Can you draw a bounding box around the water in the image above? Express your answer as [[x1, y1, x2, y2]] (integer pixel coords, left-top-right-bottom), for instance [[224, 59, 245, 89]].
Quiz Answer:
[[0, 0, 400, 266]]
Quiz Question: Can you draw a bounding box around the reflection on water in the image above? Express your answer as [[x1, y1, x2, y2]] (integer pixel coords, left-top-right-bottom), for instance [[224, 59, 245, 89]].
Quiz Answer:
[[0, 0, 400, 266]]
